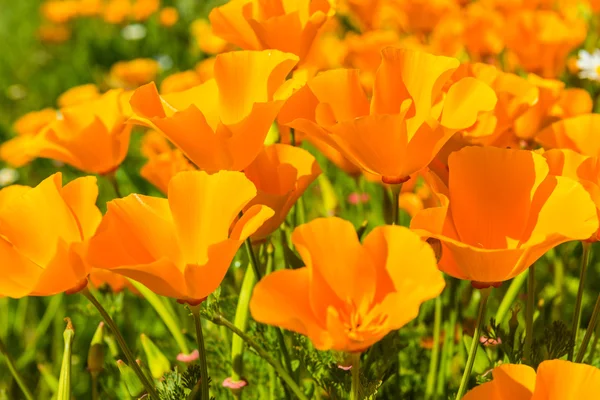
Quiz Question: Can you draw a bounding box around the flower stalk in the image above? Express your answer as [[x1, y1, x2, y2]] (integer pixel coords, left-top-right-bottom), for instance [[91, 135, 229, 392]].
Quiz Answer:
[[81, 287, 159, 399], [351, 352, 361, 400], [190, 304, 211, 400], [569, 241, 592, 361], [524, 265, 536, 361], [0, 335, 34, 400], [576, 294, 600, 363], [456, 288, 490, 399]]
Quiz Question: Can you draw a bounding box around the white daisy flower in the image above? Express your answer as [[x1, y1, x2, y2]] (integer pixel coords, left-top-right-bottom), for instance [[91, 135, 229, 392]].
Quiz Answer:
[[576, 49, 600, 81]]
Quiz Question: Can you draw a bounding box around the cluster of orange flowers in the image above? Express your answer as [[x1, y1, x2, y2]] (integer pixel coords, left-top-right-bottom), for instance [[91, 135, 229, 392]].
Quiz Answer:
[[5, 0, 600, 397], [39, 0, 178, 42]]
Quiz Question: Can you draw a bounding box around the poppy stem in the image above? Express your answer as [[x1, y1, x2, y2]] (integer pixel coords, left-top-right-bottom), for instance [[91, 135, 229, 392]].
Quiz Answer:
[[569, 242, 592, 361], [524, 265, 536, 361], [189, 304, 211, 400], [456, 288, 490, 400], [575, 294, 600, 363], [81, 287, 159, 399], [209, 313, 310, 400], [351, 352, 361, 400], [105, 171, 122, 198], [0, 335, 35, 400], [245, 238, 263, 281], [389, 183, 403, 226], [425, 296, 442, 399]]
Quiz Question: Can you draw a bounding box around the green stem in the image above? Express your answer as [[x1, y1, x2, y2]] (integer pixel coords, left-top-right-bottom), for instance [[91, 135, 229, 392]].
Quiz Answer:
[[426, 296, 442, 399], [548, 248, 565, 321], [389, 184, 403, 226], [92, 375, 99, 400], [245, 239, 295, 385], [81, 287, 159, 399], [57, 318, 74, 400], [207, 313, 309, 400], [494, 271, 527, 326], [576, 294, 600, 363], [456, 289, 490, 400], [351, 352, 361, 400], [570, 242, 592, 361], [231, 264, 257, 382], [524, 265, 536, 361], [0, 335, 34, 400], [17, 294, 63, 368], [106, 171, 122, 198], [128, 279, 190, 354], [245, 238, 262, 281], [436, 280, 458, 399], [190, 305, 210, 400], [587, 318, 600, 364]]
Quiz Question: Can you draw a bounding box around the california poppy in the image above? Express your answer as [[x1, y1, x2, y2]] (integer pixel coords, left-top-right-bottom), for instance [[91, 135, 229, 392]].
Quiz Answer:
[[543, 148, 600, 241], [110, 58, 159, 88], [209, 0, 335, 60], [244, 144, 321, 240], [411, 146, 598, 285], [141, 149, 195, 194], [190, 19, 232, 55], [57, 84, 101, 108], [513, 75, 592, 143], [448, 63, 539, 147], [463, 360, 600, 399], [281, 47, 497, 184], [129, 50, 298, 173], [504, 10, 586, 78], [158, 7, 178, 27], [250, 217, 445, 352], [1, 108, 57, 166], [537, 114, 600, 155], [159, 71, 204, 95], [0, 173, 101, 298], [86, 170, 274, 304]]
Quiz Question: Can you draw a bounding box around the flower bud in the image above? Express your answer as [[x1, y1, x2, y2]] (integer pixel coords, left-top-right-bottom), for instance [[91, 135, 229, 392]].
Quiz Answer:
[[140, 334, 171, 379], [87, 322, 105, 377]]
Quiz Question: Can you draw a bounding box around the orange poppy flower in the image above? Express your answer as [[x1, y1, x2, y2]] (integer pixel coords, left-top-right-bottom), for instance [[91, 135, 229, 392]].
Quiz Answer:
[[158, 7, 178, 27], [8, 90, 131, 174], [141, 149, 196, 194], [464, 360, 600, 400], [87, 170, 274, 304], [429, 14, 465, 58], [129, 50, 298, 173], [244, 144, 321, 240], [131, 0, 159, 21], [110, 58, 159, 88], [209, 0, 335, 60], [543, 148, 600, 241], [537, 114, 600, 155], [77, 0, 103, 17], [411, 146, 598, 285], [57, 84, 101, 108], [194, 58, 216, 82], [190, 19, 232, 55], [1, 109, 58, 167], [38, 24, 71, 43], [513, 75, 592, 143], [12, 108, 57, 136], [159, 71, 204, 94], [140, 130, 172, 159], [41, 0, 79, 24], [281, 47, 497, 184], [462, 3, 505, 60], [0, 173, 101, 298], [393, 0, 459, 34], [103, 0, 131, 24], [345, 0, 382, 30], [504, 10, 586, 78], [250, 217, 445, 352], [449, 63, 539, 147]]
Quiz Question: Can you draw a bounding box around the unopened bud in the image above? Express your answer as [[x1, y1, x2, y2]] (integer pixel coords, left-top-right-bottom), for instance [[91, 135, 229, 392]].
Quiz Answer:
[[88, 322, 105, 377], [140, 334, 170, 379]]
